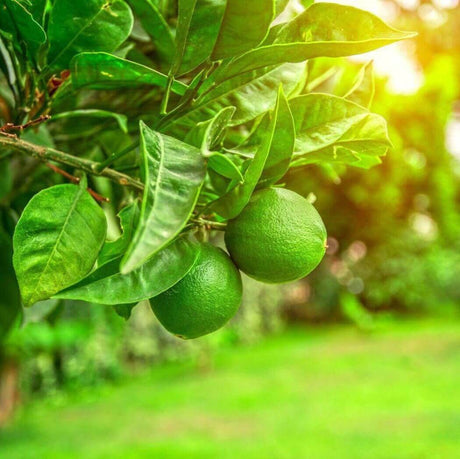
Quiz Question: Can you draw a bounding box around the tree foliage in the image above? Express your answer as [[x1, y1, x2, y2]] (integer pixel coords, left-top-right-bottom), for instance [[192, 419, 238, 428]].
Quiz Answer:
[[0, 1, 414, 339]]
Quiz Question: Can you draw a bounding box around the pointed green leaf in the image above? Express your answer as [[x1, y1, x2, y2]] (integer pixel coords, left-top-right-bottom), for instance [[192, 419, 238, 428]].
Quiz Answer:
[[55, 237, 201, 305], [98, 203, 139, 267], [0, 0, 46, 58], [127, 0, 175, 64], [173, 0, 226, 75], [289, 94, 390, 168], [227, 88, 295, 187], [184, 106, 236, 152], [13, 182, 107, 307], [167, 63, 305, 136], [258, 87, 295, 187], [113, 302, 138, 320], [0, 35, 18, 91], [214, 3, 416, 81], [208, 152, 244, 181], [121, 122, 206, 273], [344, 61, 375, 109], [209, 86, 284, 219], [51, 109, 129, 134], [47, 0, 134, 69], [71, 52, 187, 95], [275, 0, 289, 16], [212, 0, 275, 60], [18, 0, 47, 25]]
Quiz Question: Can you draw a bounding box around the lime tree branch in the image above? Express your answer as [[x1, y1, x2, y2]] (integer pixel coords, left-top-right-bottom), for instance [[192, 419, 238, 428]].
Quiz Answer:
[[0, 134, 144, 191]]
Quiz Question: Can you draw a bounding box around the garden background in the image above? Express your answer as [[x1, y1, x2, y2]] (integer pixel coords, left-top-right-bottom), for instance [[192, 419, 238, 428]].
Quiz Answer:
[[0, 0, 459, 457]]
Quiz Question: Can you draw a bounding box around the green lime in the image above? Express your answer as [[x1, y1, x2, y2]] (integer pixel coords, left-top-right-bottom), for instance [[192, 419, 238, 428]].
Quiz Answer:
[[225, 188, 327, 283], [150, 243, 242, 339]]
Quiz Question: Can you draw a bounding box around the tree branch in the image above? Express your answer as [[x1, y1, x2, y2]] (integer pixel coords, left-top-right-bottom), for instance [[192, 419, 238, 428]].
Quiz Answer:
[[0, 134, 144, 191]]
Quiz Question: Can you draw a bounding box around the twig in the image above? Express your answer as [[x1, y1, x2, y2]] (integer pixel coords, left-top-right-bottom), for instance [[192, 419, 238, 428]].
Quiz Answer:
[[86, 188, 110, 203], [45, 163, 110, 202], [45, 163, 80, 184], [0, 135, 144, 191], [191, 218, 227, 230], [0, 115, 51, 133]]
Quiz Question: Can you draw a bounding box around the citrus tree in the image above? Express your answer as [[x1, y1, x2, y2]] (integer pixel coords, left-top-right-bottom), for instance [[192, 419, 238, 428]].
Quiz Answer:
[[0, 0, 414, 340]]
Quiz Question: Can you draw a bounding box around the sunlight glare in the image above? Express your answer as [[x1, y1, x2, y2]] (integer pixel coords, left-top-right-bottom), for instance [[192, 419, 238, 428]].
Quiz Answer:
[[315, 0, 423, 94]]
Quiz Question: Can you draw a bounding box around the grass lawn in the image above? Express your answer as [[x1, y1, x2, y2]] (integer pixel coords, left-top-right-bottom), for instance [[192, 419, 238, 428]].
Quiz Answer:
[[1, 319, 459, 458]]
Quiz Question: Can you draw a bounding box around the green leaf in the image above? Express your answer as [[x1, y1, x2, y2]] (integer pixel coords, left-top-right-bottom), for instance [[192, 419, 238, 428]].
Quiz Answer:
[[215, 2, 416, 81], [209, 86, 284, 219], [13, 182, 107, 307], [55, 237, 201, 305], [275, 0, 289, 16], [0, 229, 21, 341], [184, 106, 236, 152], [98, 203, 139, 267], [0, 35, 17, 91], [50, 109, 129, 134], [121, 122, 206, 273], [18, 0, 47, 25], [173, 0, 226, 75], [211, 0, 275, 60], [289, 94, 390, 168], [344, 61, 375, 109], [47, 0, 134, 69], [127, 0, 175, 64], [0, 0, 46, 59], [208, 152, 244, 181], [167, 63, 305, 135], [113, 302, 137, 320], [258, 87, 295, 187], [293, 145, 384, 170], [71, 52, 187, 95]]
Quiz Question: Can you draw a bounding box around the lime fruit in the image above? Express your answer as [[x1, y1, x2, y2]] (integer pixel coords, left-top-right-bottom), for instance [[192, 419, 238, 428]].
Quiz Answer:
[[150, 243, 242, 339], [225, 188, 327, 283]]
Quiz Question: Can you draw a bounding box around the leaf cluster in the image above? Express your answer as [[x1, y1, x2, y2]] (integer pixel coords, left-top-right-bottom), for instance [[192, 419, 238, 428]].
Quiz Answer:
[[0, 1, 414, 330]]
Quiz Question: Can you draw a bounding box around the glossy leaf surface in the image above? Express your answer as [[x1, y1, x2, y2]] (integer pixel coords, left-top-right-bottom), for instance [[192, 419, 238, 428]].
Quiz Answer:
[[0, 0, 46, 58], [209, 87, 285, 219], [173, 0, 226, 75], [289, 94, 390, 168], [121, 122, 206, 273], [71, 52, 187, 95], [47, 0, 134, 69], [184, 106, 236, 152], [98, 203, 139, 267], [212, 0, 275, 60], [51, 109, 128, 134], [208, 152, 244, 181], [127, 0, 175, 64], [215, 3, 416, 81], [168, 63, 304, 135], [13, 183, 107, 306], [55, 237, 201, 305]]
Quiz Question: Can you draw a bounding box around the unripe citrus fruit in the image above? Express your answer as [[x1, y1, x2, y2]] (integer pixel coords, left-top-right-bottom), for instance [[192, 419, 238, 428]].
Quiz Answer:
[[150, 243, 242, 339], [225, 188, 327, 283]]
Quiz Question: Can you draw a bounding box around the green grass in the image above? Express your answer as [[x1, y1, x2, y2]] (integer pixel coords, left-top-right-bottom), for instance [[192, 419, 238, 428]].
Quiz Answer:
[[1, 320, 459, 458]]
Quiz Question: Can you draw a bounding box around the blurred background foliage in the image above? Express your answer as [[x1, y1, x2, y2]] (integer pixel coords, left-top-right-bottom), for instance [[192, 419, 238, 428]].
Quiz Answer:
[[0, 0, 459, 414]]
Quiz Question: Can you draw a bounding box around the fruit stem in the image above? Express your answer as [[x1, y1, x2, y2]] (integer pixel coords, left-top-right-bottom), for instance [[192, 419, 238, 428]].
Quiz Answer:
[[192, 218, 227, 231]]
